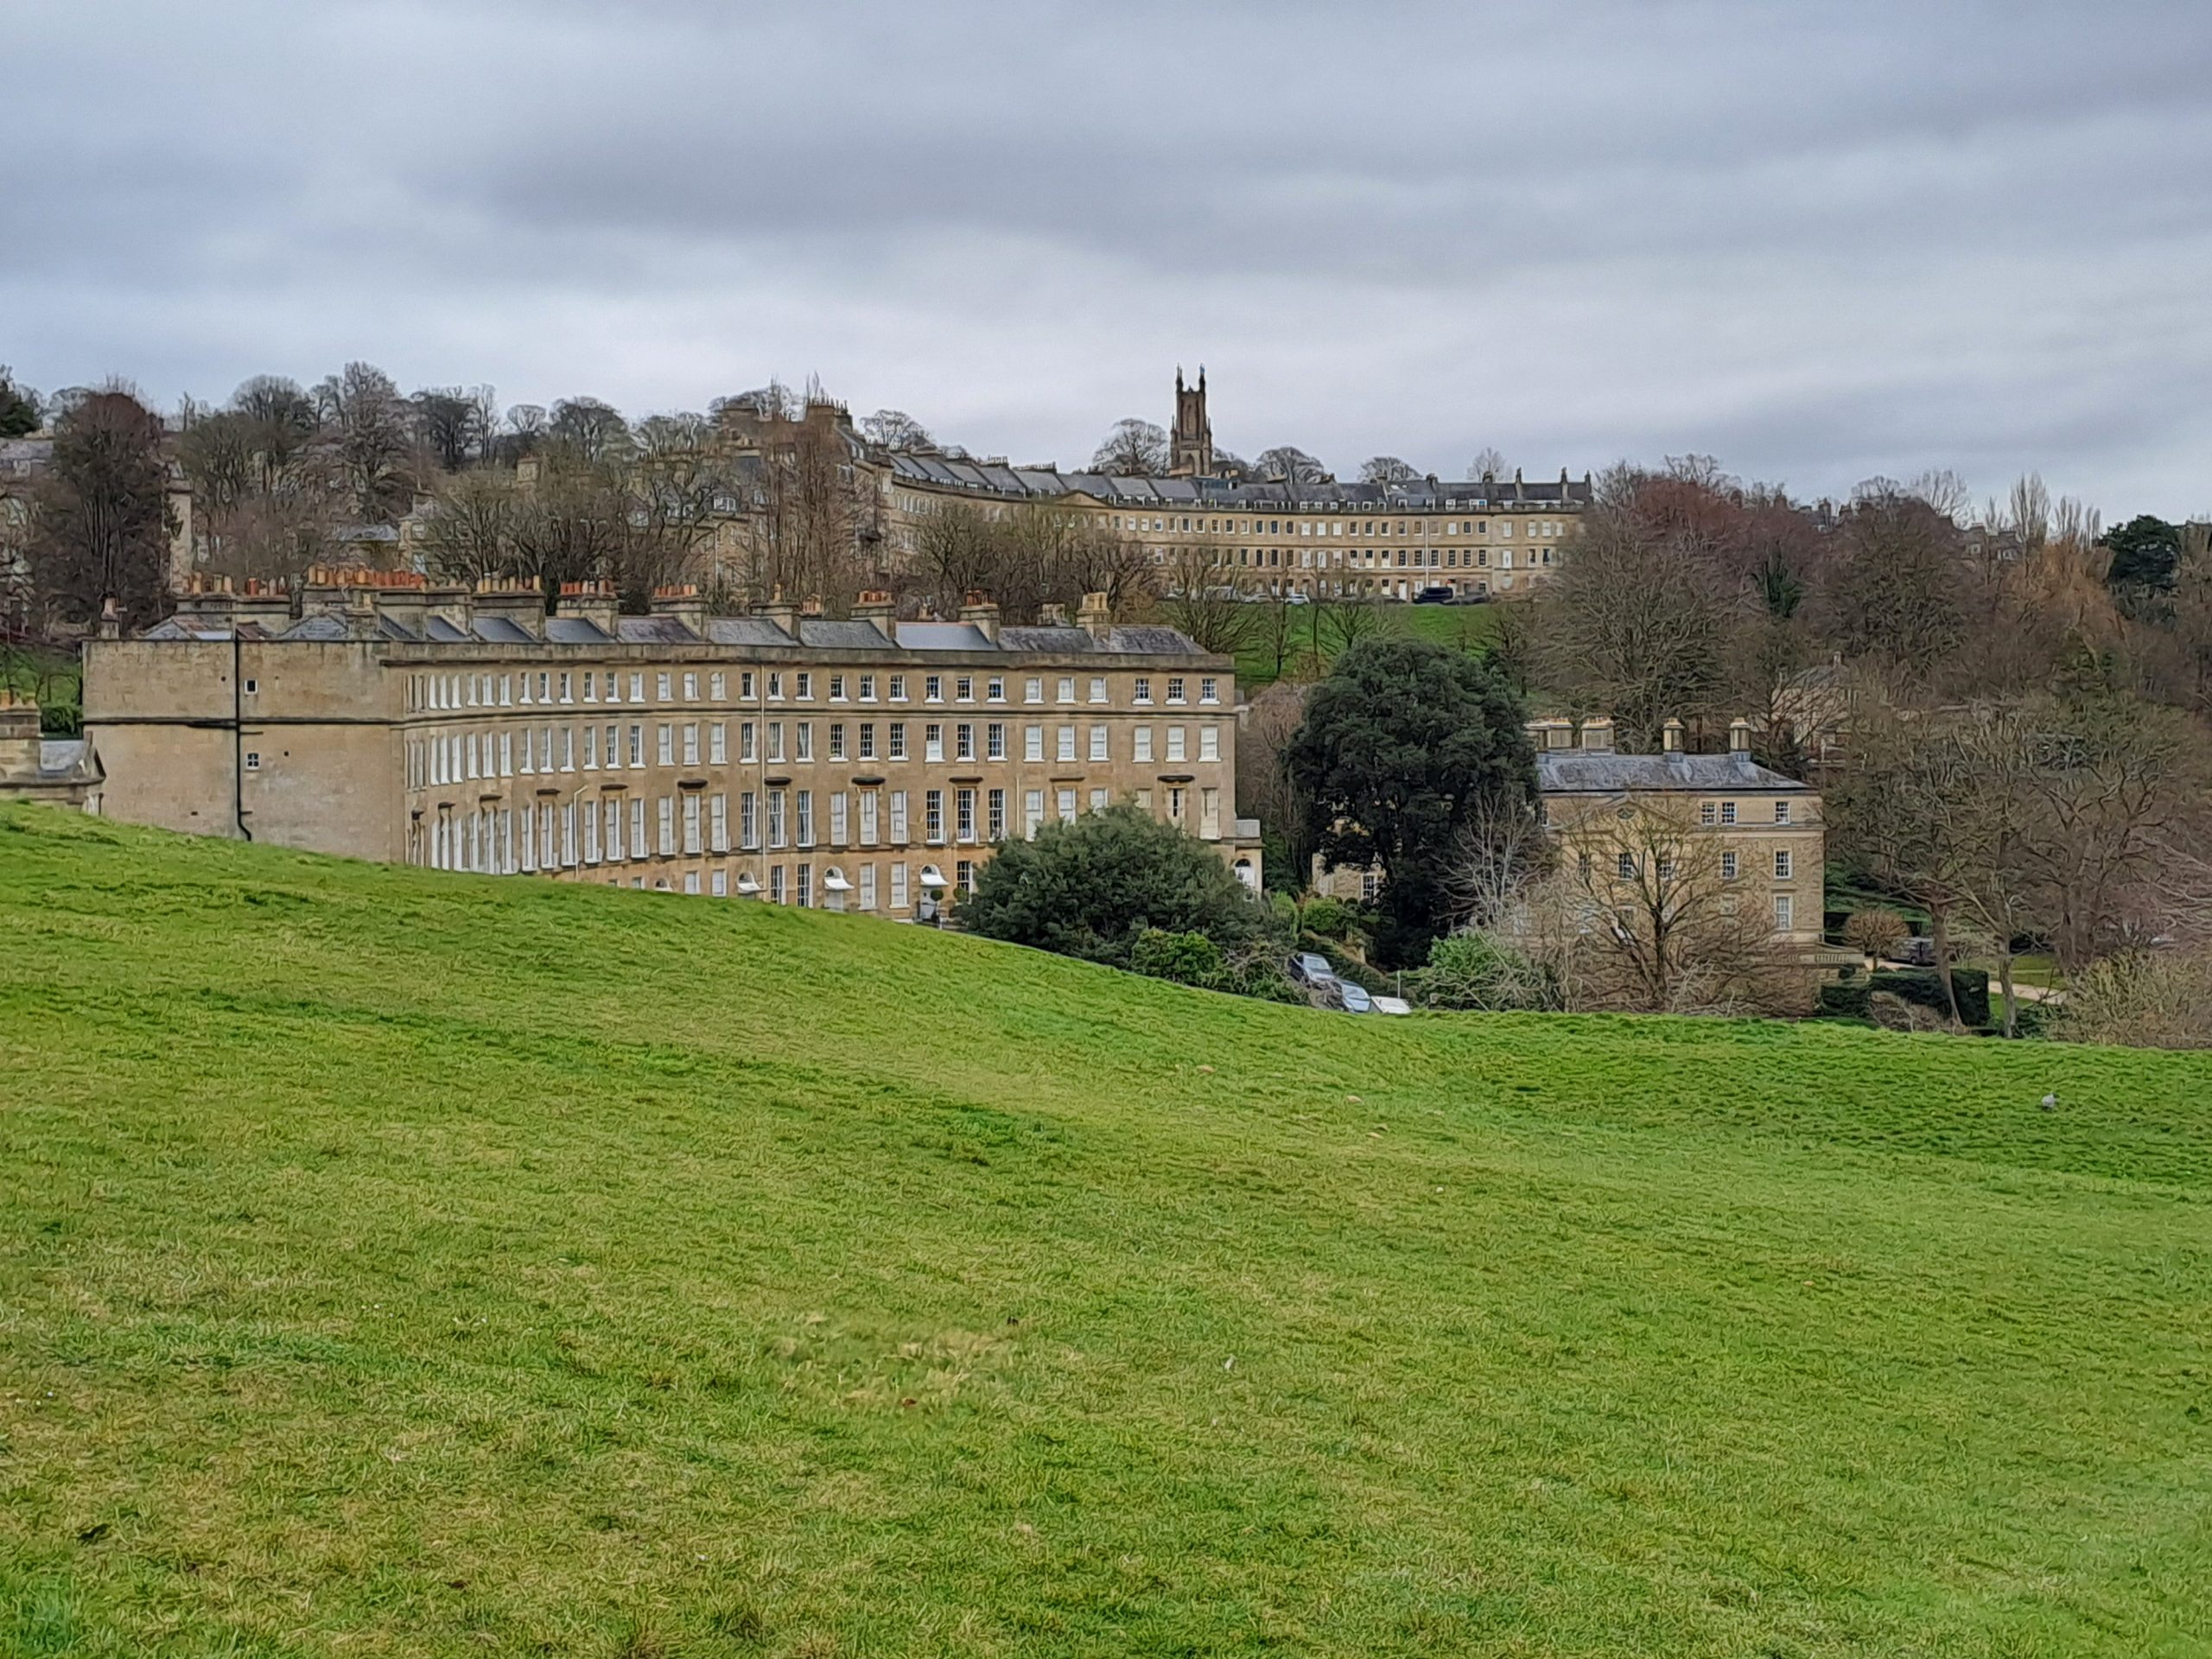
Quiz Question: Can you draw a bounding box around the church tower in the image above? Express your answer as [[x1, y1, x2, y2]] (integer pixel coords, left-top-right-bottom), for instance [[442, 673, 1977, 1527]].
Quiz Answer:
[[1169, 365, 1213, 477]]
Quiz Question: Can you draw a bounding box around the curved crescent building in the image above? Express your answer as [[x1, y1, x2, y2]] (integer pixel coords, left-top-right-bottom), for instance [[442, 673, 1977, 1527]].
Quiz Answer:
[[876, 370, 1592, 601]]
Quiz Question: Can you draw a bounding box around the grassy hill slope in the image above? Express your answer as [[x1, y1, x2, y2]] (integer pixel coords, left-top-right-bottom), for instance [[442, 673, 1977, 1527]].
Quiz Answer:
[[1, 804, 2207, 1658]]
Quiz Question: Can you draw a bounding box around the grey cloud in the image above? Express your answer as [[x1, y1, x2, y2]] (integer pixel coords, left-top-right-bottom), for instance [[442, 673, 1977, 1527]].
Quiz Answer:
[[4, 0, 2209, 513]]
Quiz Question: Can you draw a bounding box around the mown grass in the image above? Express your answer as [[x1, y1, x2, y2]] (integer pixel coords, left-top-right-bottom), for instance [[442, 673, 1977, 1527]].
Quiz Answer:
[[2, 804, 2208, 1657], [1236, 601, 1498, 687]]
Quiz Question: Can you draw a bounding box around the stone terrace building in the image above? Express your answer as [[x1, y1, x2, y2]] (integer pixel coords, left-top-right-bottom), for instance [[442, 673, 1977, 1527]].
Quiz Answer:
[[1314, 714, 1852, 979], [876, 373, 1592, 601], [83, 572, 1262, 912], [1525, 716, 1836, 957]]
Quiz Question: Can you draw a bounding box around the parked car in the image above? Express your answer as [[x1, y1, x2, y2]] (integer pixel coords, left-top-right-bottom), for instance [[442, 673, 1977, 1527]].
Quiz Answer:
[[1287, 951, 1338, 987], [1369, 995, 1412, 1015], [1413, 586, 1454, 604], [1895, 936, 1939, 967], [1451, 591, 1491, 605], [1336, 982, 1375, 1014]]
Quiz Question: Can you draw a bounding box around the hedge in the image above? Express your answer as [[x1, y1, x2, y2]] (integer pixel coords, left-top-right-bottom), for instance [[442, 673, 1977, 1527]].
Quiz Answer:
[[1867, 967, 1991, 1029], [1815, 982, 1872, 1020]]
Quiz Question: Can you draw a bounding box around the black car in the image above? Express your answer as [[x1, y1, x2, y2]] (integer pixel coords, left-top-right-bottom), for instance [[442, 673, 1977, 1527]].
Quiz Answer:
[[1413, 586, 1454, 605]]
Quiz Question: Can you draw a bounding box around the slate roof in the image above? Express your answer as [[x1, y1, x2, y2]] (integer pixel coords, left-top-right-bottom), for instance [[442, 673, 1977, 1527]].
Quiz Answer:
[[703, 617, 798, 647], [796, 619, 896, 651], [890, 621, 995, 652], [135, 619, 282, 641], [1103, 624, 1203, 655], [996, 625, 1096, 653], [1535, 752, 1808, 795], [280, 613, 357, 641], [613, 616, 702, 645], [884, 449, 1591, 511], [130, 605, 1217, 659], [37, 737, 100, 783]]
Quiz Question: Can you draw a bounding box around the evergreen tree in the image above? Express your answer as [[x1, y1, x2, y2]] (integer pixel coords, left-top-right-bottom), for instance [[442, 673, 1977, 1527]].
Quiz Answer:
[[0, 367, 40, 438], [1291, 639, 1536, 967], [2101, 513, 2181, 604]]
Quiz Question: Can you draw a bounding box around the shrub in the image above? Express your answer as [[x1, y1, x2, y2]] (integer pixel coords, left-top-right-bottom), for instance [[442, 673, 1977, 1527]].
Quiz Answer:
[[1868, 968, 1991, 1029], [1868, 990, 1917, 1031], [1815, 982, 1873, 1020], [1129, 929, 1225, 988], [1419, 931, 1553, 1011], [2061, 950, 2212, 1049], [1299, 895, 1363, 944], [963, 804, 1262, 967], [1227, 957, 1307, 1004]]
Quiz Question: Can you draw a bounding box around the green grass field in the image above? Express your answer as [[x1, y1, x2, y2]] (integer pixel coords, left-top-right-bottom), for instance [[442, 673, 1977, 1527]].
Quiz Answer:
[[1235, 601, 1499, 687], [3, 805, 2208, 1657]]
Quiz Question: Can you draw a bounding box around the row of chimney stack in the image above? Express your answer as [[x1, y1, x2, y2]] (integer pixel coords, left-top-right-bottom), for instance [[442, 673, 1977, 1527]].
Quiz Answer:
[[148, 567, 1118, 647], [1527, 715, 1754, 754]]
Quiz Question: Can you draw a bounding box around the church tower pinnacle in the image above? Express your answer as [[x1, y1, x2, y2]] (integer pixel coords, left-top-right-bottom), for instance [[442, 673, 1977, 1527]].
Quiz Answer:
[[1169, 365, 1213, 477]]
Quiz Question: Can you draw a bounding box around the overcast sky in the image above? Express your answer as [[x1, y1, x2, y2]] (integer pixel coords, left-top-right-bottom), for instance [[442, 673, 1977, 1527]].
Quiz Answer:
[[7, 0, 2209, 516]]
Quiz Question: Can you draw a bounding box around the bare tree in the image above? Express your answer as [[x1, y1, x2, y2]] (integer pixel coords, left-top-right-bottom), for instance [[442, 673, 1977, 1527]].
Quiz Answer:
[[1826, 702, 1976, 1026], [410, 386, 482, 474], [1939, 704, 2046, 1036], [548, 397, 633, 465], [617, 435, 727, 606], [739, 404, 874, 610], [2165, 523, 2212, 716], [199, 492, 344, 593], [1816, 483, 1967, 686], [1532, 473, 1752, 747], [634, 411, 714, 461], [860, 410, 932, 450], [1358, 455, 1420, 486], [500, 404, 549, 462], [421, 467, 523, 585], [1445, 791, 1550, 931], [1520, 798, 1793, 1014], [2009, 692, 2209, 972], [1237, 682, 1312, 878], [314, 362, 413, 521], [508, 459, 631, 598], [175, 411, 257, 515], [1053, 518, 1154, 618], [1467, 447, 1509, 483], [1908, 468, 1972, 522], [29, 391, 176, 633], [912, 500, 1003, 617], [1251, 592, 1300, 682], [1314, 589, 1389, 660], [1256, 446, 1327, 486], [1090, 418, 1168, 476], [1841, 906, 1909, 969], [1155, 538, 1255, 655]]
